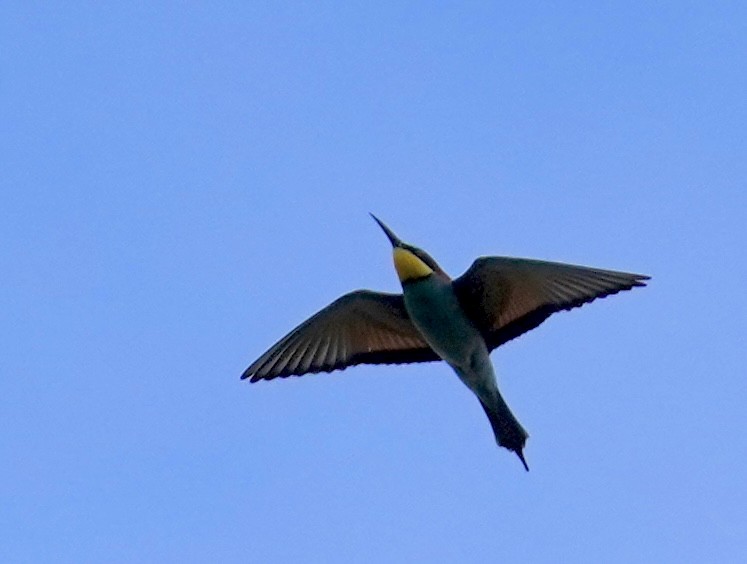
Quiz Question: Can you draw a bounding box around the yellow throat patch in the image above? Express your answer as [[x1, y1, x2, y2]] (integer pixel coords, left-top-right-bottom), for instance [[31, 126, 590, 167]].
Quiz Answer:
[[393, 247, 433, 282]]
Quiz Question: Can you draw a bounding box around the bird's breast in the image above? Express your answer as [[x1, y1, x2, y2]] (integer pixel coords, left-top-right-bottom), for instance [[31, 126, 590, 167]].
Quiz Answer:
[[402, 277, 485, 368]]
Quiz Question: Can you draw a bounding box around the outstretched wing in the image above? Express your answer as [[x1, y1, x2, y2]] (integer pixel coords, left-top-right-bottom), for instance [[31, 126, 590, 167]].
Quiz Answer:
[[452, 257, 649, 351], [243, 290, 439, 382]]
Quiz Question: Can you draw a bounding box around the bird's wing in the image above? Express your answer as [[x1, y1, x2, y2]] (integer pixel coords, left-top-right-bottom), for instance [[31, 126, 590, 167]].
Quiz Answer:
[[452, 256, 649, 351], [243, 290, 439, 382]]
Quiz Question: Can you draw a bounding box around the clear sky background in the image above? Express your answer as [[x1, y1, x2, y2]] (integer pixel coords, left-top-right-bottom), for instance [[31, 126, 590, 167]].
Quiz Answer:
[[3, 3, 746, 563]]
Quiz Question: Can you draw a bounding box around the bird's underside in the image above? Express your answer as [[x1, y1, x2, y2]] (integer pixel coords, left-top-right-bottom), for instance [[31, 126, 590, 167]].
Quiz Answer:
[[243, 217, 649, 470]]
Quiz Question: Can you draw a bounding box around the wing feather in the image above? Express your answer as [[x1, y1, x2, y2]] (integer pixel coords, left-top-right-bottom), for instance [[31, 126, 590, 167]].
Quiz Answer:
[[243, 290, 439, 382], [452, 256, 649, 350]]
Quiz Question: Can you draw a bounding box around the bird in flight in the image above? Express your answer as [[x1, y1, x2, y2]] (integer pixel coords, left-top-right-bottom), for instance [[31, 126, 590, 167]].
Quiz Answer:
[[242, 215, 649, 470]]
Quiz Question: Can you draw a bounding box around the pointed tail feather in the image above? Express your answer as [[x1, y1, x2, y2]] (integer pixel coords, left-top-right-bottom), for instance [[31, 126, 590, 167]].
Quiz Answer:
[[479, 397, 530, 471]]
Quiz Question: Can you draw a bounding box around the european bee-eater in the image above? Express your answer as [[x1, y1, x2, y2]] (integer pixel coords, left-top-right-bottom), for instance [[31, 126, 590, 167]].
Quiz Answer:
[[243, 215, 649, 470]]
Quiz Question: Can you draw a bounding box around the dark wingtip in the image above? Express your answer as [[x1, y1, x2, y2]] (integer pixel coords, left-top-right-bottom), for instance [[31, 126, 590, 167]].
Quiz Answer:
[[516, 448, 530, 472]]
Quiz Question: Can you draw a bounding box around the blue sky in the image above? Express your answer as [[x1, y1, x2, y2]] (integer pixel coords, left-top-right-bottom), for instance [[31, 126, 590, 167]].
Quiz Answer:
[[2, 3, 746, 562]]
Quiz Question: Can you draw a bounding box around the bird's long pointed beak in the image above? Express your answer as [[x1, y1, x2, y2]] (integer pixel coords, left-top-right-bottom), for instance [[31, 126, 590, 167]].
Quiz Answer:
[[370, 213, 403, 247]]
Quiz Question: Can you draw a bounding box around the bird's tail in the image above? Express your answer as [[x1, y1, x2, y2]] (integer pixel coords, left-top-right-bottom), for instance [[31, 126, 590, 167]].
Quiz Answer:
[[479, 395, 530, 471]]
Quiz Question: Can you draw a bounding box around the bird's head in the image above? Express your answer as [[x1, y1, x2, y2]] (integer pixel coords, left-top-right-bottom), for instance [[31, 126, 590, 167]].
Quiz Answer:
[[370, 214, 444, 283]]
